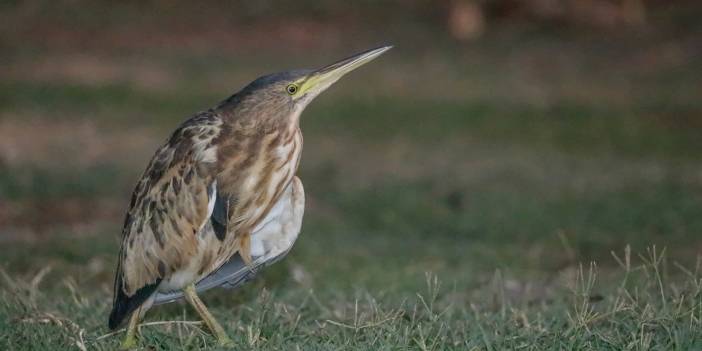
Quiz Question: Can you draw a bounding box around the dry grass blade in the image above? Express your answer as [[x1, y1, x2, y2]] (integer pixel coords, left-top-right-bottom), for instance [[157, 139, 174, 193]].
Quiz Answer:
[[29, 265, 52, 307], [75, 328, 87, 351], [95, 320, 205, 341], [325, 309, 403, 331]]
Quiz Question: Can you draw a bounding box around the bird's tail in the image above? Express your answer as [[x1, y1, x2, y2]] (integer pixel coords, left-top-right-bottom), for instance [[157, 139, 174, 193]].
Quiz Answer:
[[108, 275, 161, 330]]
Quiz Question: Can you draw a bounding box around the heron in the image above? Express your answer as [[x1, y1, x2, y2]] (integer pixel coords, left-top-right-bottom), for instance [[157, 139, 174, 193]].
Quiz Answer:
[[108, 45, 392, 348]]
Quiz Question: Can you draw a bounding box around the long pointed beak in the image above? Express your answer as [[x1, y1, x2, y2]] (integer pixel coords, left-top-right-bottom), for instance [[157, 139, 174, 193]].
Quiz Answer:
[[299, 45, 393, 96], [315, 45, 393, 79]]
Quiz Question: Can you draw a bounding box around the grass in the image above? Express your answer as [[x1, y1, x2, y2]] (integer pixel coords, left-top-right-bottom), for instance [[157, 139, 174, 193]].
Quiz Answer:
[[1, 2, 702, 349], [1, 245, 701, 350]]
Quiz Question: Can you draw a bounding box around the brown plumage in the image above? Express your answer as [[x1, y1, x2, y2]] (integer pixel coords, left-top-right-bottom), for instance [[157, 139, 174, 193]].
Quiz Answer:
[[108, 45, 391, 348]]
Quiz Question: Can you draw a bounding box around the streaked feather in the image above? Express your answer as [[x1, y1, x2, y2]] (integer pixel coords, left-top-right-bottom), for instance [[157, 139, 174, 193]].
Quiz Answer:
[[110, 106, 304, 328]]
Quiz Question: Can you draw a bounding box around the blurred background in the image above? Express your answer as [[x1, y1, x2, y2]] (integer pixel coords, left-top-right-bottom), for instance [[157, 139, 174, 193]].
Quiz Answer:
[[0, 0, 701, 343]]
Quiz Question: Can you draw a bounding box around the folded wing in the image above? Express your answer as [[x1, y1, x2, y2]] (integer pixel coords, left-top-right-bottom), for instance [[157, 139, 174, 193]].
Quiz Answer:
[[109, 111, 223, 329]]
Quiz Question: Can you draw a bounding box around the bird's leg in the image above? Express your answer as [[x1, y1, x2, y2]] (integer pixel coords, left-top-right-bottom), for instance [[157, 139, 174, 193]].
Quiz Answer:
[[238, 233, 253, 267], [183, 284, 234, 346], [119, 306, 142, 350]]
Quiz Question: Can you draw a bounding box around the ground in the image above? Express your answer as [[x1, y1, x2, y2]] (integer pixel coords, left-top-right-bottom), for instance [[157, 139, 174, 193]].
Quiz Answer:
[[1, 3, 702, 350]]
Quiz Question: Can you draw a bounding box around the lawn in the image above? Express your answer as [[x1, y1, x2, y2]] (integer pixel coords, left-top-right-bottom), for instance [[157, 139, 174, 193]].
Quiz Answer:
[[1, 3, 701, 349]]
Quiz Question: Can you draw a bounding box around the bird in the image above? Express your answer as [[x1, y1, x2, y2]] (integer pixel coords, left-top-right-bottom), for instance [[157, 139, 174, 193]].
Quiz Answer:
[[108, 45, 392, 348]]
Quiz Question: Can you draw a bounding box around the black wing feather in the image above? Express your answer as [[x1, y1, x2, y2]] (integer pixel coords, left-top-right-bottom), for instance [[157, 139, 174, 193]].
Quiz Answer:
[[108, 272, 161, 329], [211, 191, 229, 241]]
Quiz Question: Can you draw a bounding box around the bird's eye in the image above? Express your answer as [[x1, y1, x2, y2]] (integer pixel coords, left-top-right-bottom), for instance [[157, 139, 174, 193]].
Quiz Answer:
[[286, 84, 298, 95]]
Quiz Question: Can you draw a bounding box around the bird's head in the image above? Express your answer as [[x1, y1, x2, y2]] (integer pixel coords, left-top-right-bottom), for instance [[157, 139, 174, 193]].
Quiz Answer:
[[223, 45, 392, 121]]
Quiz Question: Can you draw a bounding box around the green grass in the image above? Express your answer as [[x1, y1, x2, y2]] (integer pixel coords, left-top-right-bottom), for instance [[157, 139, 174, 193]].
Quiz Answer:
[[1, 239, 701, 350]]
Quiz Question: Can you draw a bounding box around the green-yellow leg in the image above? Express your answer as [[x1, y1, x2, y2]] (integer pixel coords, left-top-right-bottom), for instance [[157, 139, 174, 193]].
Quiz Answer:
[[184, 284, 234, 347], [120, 306, 141, 350]]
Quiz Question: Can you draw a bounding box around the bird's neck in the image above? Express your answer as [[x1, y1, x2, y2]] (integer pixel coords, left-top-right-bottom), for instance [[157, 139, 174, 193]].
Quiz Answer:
[[218, 100, 302, 137]]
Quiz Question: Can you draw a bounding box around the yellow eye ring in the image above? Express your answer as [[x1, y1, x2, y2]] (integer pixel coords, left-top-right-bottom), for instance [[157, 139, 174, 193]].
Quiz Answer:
[[286, 84, 298, 95]]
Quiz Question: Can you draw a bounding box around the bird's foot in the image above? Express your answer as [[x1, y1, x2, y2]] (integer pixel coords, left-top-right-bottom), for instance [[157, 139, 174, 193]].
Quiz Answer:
[[119, 335, 138, 350], [216, 335, 235, 348]]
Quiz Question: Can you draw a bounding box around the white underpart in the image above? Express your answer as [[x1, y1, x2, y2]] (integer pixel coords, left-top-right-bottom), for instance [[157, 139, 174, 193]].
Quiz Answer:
[[250, 177, 305, 259], [247, 130, 303, 258]]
